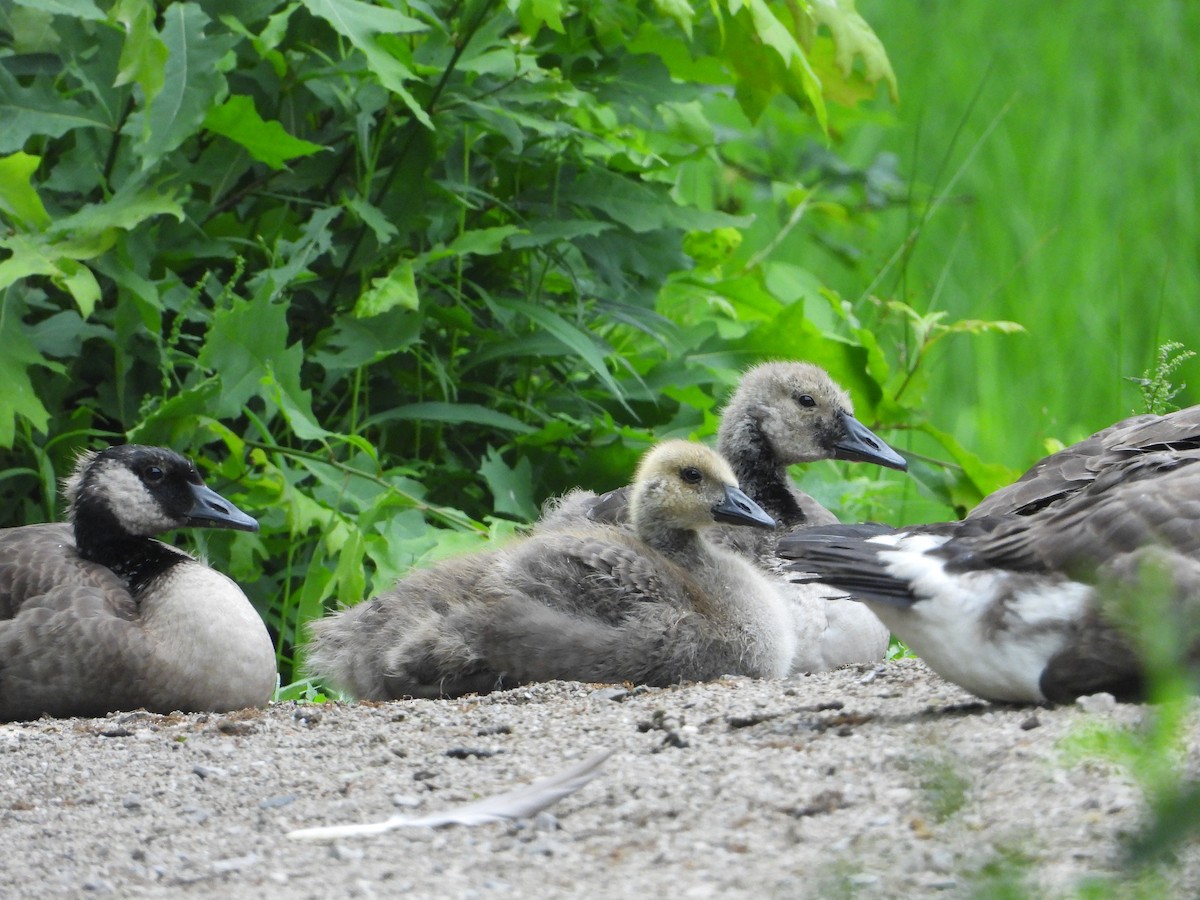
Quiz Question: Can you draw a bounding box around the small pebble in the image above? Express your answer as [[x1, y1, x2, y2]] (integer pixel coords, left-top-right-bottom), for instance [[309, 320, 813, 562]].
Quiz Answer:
[[1076, 693, 1117, 714]]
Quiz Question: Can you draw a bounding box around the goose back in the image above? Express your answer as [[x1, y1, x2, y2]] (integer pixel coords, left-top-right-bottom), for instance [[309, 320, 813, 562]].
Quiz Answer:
[[0, 446, 275, 721], [780, 449, 1200, 703], [968, 404, 1200, 519]]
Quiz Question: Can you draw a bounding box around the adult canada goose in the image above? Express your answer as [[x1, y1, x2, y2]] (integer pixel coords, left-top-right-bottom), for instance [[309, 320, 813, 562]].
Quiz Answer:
[[968, 403, 1200, 519], [537, 362, 907, 672], [779, 449, 1200, 704], [305, 441, 795, 698], [0, 445, 276, 721]]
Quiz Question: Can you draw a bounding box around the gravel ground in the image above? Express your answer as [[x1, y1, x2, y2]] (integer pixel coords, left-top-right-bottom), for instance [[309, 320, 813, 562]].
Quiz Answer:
[[3, 658, 1197, 898]]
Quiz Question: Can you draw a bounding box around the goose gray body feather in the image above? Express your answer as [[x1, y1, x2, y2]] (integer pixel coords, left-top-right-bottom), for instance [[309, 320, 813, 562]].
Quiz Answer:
[[0, 446, 275, 721], [781, 449, 1200, 703]]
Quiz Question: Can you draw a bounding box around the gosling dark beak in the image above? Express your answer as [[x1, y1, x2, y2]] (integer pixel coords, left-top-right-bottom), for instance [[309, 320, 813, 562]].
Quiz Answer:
[[186, 483, 261, 533], [712, 484, 776, 530], [833, 410, 908, 471]]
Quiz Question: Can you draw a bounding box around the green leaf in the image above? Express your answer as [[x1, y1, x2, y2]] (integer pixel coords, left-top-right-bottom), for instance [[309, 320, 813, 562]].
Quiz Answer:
[[725, 0, 827, 130], [57, 259, 101, 318], [203, 95, 324, 170], [299, 0, 430, 128], [479, 446, 539, 520], [0, 152, 51, 230], [112, 0, 168, 106], [918, 422, 1021, 511], [130, 377, 223, 445], [561, 170, 750, 233], [421, 225, 524, 264], [135, 3, 235, 169], [0, 233, 102, 316], [517, 0, 564, 35], [354, 260, 418, 317], [51, 179, 183, 239], [505, 300, 631, 414], [809, 0, 898, 102], [346, 195, 399, 244], [0, 65, 111, 154], [197, 295, 319, 432], [362, 402, 537, 434], [0, 300, 55, 447], [14, 0, 105, 20]]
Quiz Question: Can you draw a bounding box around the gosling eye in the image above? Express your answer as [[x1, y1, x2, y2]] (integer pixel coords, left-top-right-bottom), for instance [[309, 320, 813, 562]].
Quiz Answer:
[[680, 466, 703, 484], [142, 465, 165, 484], [794, 393, 817, 409]]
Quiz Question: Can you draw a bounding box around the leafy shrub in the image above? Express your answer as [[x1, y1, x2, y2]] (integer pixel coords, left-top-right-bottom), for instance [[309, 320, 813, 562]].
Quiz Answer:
[[0, 0, 1014, 682]]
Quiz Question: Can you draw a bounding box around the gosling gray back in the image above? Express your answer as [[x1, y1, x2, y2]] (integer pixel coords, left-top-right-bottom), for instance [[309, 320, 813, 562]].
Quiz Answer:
[[305, 441, 795, 698]]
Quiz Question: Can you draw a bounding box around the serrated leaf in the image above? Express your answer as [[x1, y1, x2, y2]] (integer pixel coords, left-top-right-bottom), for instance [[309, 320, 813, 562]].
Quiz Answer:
[[561, 170, 749, 233], [0, 301, 55, 447], [346, 195, 399, 244], [0, 65, 111, 154], [0, 233, 101, 316], [57, 259, 101, 318], [725, 0, 826, 130], [204, 95, 324, 169], [421, 225, 524, 264], [809, 0, 898, 102], [505, 299, 631, 414], [354, 260, 418, 317], [479, 446, 539, 520], [515, 0, 565, 36], [129, 377, 223, 445], [262, 362, 333, 440], [197, 295, 318, 431], [136, 3, 235, 169], [363, 402, 537, 434], [112, 0, 168, 106], [300, 0, 430, 128], [51, 179, 183, 239], [14, 0, 105, 19], [0, 152, 51, 229]]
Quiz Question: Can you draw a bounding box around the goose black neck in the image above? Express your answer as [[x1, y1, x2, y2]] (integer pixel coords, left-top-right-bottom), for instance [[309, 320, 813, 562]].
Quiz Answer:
[[73, 505, 188, 598]]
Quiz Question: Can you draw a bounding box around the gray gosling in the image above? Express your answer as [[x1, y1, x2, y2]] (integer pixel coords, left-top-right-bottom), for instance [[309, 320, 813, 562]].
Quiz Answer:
[[538, 362, 907, 673], [305, 441, 795, 698], [0, 445, 276, 721]]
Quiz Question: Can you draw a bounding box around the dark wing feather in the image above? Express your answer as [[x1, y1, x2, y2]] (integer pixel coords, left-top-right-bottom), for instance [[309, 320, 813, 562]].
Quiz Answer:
[[968, 405, 1200, 519]]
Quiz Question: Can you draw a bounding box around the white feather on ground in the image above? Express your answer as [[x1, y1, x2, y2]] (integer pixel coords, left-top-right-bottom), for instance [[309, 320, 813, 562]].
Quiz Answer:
[[286, 750, 613, 841]]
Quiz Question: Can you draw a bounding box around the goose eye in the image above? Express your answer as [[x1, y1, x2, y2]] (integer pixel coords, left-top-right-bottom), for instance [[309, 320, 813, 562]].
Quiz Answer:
[[143, 465, 164, 484], [680, 466, 703, 484], [794, 394, 816, 409]]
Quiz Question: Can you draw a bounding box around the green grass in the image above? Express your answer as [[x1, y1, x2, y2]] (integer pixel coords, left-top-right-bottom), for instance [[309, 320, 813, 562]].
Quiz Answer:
[[848, 0, 1200, 469]]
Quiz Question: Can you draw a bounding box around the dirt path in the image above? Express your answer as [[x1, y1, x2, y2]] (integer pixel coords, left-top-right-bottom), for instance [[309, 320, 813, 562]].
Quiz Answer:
[[3, 659, 1196, 897]]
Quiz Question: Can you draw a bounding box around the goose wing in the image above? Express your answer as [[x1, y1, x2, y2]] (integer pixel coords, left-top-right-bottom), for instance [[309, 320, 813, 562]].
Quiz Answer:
[[969, 405, 1200, 519]]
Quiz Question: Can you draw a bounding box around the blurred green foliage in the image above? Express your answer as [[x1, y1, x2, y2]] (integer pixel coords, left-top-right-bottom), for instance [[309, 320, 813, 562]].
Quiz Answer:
[[853, 0, 1200, 464]]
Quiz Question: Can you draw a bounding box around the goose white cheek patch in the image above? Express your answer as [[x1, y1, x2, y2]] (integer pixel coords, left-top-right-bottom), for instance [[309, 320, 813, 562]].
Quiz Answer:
[[95, 463, 181, 535]]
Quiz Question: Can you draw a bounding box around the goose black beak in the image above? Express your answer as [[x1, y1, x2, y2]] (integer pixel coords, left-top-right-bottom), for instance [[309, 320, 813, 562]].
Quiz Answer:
[[712, 484, 776, 530], [186, 483, 261, 532], [833, 410, 908, 471]]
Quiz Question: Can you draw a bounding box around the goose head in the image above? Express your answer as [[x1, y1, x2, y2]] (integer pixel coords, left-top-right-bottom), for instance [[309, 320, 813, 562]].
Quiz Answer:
[[64, 445, 258, 559], [628, 441, 776, 539], [717, 362, 907, 472]]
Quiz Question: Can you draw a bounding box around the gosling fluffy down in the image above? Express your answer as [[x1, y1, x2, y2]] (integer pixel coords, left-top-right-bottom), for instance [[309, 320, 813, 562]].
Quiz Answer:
[[305, 441, 795, 698]]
